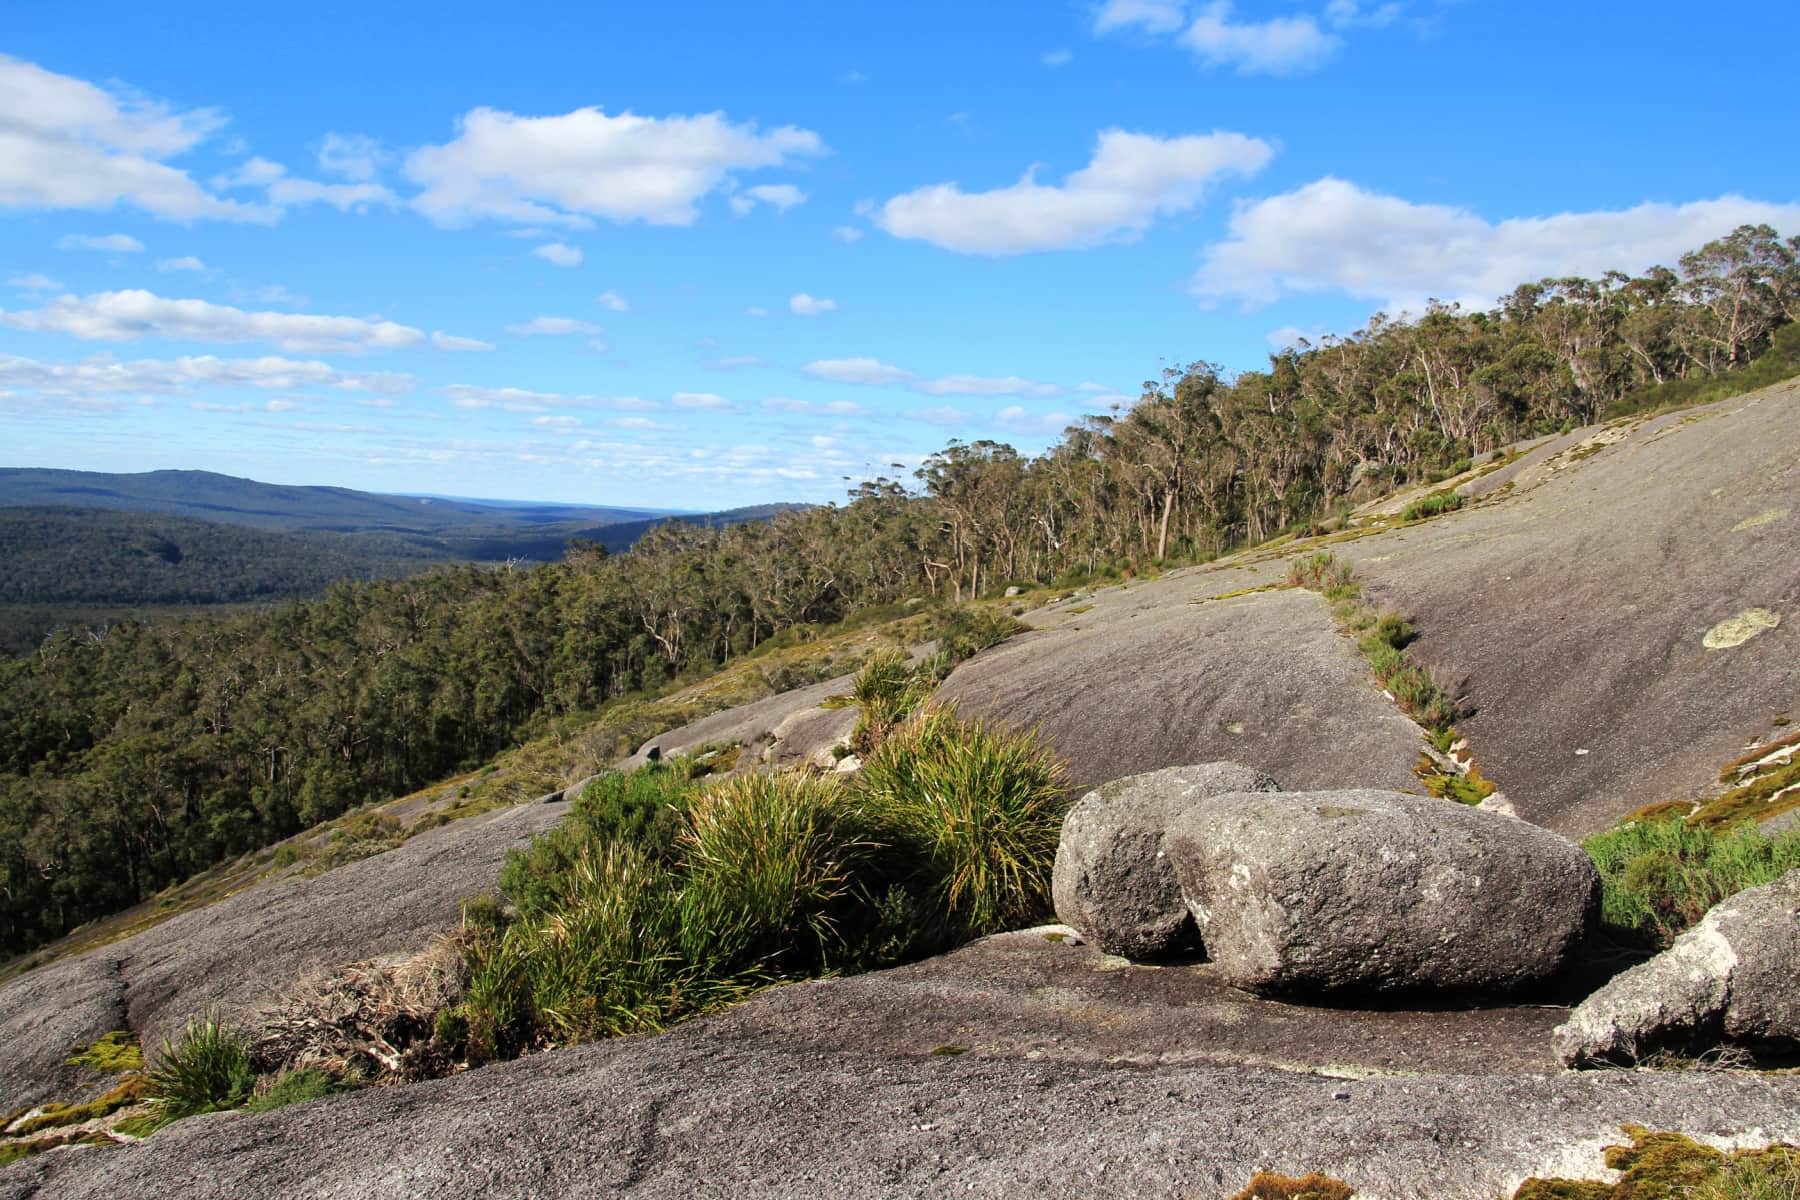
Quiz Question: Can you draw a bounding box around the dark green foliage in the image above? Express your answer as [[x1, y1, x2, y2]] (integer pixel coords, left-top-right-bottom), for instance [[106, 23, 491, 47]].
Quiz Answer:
[[1582, 819, 1800, 946], [929, 605, 1029, 664], [145, 1016, 255, 1120], [1604, 322, 1800, 420]]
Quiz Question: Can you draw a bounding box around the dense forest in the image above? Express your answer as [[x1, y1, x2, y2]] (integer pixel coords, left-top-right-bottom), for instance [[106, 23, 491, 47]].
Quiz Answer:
[[2, 224, 1795, 956]]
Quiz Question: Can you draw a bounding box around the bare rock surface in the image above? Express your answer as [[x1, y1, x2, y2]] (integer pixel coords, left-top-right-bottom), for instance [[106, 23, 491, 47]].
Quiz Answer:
[[1342, 382, 1800, 834], [617, 674, 854, 773], [1166, 789, 1600, 996], [1051, 763, 1280, 960], [0, 799, 566, 1111], [940, 586, 1426, 795], [6, 932, 1800, 1200], [1555, 868, 1800, 1066]]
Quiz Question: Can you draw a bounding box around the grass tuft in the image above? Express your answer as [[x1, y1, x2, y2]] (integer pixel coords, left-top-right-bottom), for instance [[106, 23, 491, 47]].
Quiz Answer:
[[1582, 818, 1800, 947], [144, 1015, 255, 1121]]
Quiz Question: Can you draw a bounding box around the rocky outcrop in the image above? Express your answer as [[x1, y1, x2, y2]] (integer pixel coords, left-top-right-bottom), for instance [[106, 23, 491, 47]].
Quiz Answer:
[[1554, 868, 1800, 1066], [1166, 789, 1600, 997], [1051, 763, 1279, 960]]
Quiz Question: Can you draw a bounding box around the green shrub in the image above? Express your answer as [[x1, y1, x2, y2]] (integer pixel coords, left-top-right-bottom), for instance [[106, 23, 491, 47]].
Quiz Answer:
[[145, 1016, 255, 1120], [854, 706, 1069, 942], [1582, 818, 1800, 946]]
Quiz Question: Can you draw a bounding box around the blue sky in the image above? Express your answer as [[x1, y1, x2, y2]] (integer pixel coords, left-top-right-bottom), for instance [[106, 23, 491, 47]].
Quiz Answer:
[[4, 1, 1797, 509]]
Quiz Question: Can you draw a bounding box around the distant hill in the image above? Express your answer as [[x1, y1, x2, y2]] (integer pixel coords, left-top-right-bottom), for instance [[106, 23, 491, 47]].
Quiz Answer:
[[0, 470, 806, 652], [0, 468, 668, 535]]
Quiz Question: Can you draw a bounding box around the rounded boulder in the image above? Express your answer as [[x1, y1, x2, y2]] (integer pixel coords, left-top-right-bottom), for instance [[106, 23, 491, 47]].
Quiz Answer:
[[1165, 789, 1600, 996], [1051, 762, 1280, 960]]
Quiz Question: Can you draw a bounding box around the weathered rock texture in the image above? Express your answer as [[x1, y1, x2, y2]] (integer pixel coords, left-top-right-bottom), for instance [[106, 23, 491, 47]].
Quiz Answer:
[[617, 674, 856, 774], [1166, 789, 1600, 996], [5, 936, 1799, 1200], [1554, 867, 1800, 1066], [1051, 763, 1280, 960]]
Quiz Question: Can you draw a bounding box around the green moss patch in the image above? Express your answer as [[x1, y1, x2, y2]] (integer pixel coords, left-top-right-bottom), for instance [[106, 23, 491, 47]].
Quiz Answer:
[[67, 1030, 144, 1073], [9, 1076, 146, 1137], [1513, 1126, 1799, 1199], [1230, 1171, 1355, 1200]]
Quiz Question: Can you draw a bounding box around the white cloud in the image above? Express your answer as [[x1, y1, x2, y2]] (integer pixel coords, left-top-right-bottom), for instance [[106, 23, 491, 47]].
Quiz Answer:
[[1324, 0, 1401, 29], [673, 391, 737, 410], [532, 241, 583, 267], [997, 404, 1074, 432], [789, 292, 837, 316], [443, 383, 651, 411], [830, 225, 864, 243], [909, 405, 969, 425], [215, 155, 398, 211], [876, 128, 1271, 254], [0, 54, 273, 223], [156, 255, 206, 272], [406, 105, 826, 228], [533, 414, 582, 427], [8, 274, 63, 291], [0, 289, 432, 353], [1193, 179, 1800, 312], [431, 331, 494, 351], [1093, 0, 1188, 34], [1041, 48, 1074, 66], [190, 398, 303, 413], [805, 357, 1059, 396], [706, 355, 764, 369], [745, 183, 807, 212], [1180, 3, 1340, 74], [317, 132, 390, 181], [506, 315, 603, 336], [745, 305, 770, 318], [56, 233, 144, 253], [596, 289, 630, 312], [0, 350, 414, 398]]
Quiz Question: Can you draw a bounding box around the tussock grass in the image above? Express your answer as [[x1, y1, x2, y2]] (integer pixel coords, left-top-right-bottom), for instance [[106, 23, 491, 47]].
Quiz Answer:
[[1582, 818, 1800, 947], [855, 706, 1070, 942], [455, 706, 1069, 1061], [145, 1016, 254, 1121], [1400, 489, 1465, 521]]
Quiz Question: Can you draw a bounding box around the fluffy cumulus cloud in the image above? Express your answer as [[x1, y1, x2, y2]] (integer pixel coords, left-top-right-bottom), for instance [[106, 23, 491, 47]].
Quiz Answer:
[[532, 242, 583, 267], [0, 53, 272, 222], [56, 233, 144, 253], [804, 357, 1059, 396], [788, 292, 837, 316], [1095, 1, 1366, 75], [0, 289, 439, 353], [875, 128, 1271, 254], [0, 351, 413, 399], [505, 315, 603, 336], [1193, 179, 1800, 312], [406, 106, 826, 228]]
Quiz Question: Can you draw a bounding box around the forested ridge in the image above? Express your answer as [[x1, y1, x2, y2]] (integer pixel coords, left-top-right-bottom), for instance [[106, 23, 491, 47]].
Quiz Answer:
[[2, 224, 1795, 957]]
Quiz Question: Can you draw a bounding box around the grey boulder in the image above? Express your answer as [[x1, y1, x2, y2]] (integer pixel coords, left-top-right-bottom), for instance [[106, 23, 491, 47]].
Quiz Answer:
[[1554, 867, 1800, 1066], [1166, 789, 1600, 996], [1051, 762, 1279, 960]]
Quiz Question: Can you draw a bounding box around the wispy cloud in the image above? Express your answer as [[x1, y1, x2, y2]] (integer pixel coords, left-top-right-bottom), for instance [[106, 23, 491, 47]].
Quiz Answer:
[[0, 289, 442, 353], [56, 233, 144, 253]]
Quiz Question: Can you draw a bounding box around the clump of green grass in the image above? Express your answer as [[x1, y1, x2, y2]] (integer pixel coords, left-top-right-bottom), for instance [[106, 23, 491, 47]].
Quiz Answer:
[[144, 1015, 255, 1121], [66, 1029, 144, 1073], [456, 706, 1069, 1063], [929, 605, 1028, 663], [240, 1067, 345, 1114], [1582, 818, 1800, 947], [848, 648, 936, 752], [854, 705, 1070, 942], [1513, 1126, 1800, 1199], [1400, 489, 1465, 521]]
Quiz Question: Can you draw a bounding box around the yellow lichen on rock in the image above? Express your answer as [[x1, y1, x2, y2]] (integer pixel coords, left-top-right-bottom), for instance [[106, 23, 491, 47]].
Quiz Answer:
[[1702, 609, 1781, 649]]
